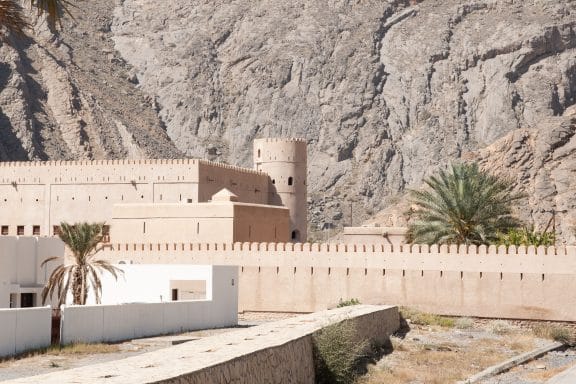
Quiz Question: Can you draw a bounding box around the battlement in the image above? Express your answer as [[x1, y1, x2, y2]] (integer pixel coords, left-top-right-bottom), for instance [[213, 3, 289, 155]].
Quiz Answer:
[[102, 241, 575, 256], [0, 159, 199, 167], [197, 159, 265, 176], [254, 138, 307, 144]]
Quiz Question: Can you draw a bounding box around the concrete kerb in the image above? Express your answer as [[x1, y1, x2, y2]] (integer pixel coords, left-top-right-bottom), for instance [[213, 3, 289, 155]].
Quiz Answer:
[[3, 305, 399, 384], [458, 341, 565, 384]]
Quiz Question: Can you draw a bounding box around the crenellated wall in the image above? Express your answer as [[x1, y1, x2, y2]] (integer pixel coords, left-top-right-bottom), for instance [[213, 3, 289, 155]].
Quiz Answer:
[[0, 159, 271, 237], [100, 242, 576, 321]]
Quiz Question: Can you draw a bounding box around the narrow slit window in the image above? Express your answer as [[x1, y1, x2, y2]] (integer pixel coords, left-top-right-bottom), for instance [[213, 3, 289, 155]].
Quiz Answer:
[[288, 177, 293, 186]]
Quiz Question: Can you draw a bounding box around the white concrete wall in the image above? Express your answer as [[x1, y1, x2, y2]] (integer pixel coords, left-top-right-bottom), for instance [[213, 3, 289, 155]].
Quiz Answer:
[[94, 265, 214, 304], [61, 265, 238, 344], [0, 307, 52, 357], [0, 237, 64, 308]]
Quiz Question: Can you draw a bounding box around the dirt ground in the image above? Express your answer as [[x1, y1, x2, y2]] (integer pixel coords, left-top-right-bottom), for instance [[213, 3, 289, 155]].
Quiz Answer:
[[359, 312, 576, 384]]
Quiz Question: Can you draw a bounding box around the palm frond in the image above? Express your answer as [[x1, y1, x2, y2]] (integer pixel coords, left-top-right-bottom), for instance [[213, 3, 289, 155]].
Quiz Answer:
[[0, 0, 29, 37], [408, 163, 523, 245]]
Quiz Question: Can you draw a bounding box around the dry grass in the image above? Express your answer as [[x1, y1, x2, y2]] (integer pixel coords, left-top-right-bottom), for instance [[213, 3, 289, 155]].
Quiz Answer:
[[399, 307, 455, 328], [0, 343, 120, 365], [532, 324, 574, 344], [358, 314, 538, 384]]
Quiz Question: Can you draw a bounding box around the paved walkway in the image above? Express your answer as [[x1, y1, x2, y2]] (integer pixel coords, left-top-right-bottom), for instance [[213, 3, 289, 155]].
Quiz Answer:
[[546, 364, 576, 383]]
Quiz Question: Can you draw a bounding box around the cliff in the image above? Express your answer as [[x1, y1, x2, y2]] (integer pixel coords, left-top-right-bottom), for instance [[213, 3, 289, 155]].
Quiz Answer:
[[0, 0, 574, 240]]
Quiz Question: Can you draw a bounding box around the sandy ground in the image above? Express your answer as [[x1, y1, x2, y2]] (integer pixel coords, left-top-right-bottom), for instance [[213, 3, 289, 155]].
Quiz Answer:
[[360, 317, 576, 384]]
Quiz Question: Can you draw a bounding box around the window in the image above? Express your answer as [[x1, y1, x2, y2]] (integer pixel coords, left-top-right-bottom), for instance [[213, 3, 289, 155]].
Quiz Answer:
[[32, 225, 40, 236], [172, 289, 179, 301], [20, 293, 34, 308], [17, 226, 24, 236], [291, 230, 300, 241], [1, 226, 8, 235], [272, 179, 276, 185], [288, 177, 293, 186], [257, 149, 261, 158], [53, 226, 61, 236], [102, 225, 110, 243]]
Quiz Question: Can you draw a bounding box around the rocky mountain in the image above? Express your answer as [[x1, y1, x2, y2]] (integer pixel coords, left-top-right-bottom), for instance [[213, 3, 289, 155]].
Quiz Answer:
[[0, 0, 575, 241]]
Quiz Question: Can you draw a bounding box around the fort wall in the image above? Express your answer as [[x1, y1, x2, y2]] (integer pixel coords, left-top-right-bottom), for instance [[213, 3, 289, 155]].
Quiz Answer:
[[101, 242, 576, 321], [0, 159, 271, 237]]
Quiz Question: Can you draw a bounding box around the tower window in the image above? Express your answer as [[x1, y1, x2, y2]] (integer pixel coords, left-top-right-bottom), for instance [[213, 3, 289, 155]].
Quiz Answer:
[[272, 179, 276, 185], [291, 230, 300, 241], [288, 177, 293, 186], [257, 149, 261, 158]]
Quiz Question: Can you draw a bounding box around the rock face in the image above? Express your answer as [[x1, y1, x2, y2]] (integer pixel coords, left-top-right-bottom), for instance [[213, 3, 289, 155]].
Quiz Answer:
[[0, 0, 575, 241], [111, 0, 576, 240], [0, 0, 180, 160]]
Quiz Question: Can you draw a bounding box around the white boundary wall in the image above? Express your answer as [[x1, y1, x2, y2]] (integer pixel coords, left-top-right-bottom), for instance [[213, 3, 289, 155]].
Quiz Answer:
[[60, 266, 238, 344], [0, 307, 51, 357]]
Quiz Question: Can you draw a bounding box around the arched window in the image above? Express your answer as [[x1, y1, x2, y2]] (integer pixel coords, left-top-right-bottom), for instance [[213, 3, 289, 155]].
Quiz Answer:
[[291, 230, 300, 241], [272, 179, 276, 185], [288, 177, 293, 186]]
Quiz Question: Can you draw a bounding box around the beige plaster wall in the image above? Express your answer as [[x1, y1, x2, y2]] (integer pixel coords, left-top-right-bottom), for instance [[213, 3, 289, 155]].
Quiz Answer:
[[341, 226, 408, 246], [100, 242, 576, 321], [111, 201, 289, 243]]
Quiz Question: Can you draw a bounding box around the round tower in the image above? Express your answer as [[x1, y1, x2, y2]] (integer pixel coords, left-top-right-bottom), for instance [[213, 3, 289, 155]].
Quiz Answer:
[[253, 138, 307, 242]]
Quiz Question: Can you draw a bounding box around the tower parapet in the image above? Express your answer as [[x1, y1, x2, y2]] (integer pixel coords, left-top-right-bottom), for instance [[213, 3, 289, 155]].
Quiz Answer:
[[253, 138, 307, 242]]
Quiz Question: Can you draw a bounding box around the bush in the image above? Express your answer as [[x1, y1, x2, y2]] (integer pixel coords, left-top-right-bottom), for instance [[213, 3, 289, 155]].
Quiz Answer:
[[399, 307, 455, 328], [496, 227, 555, 247], [313, 320, 368, 384], [454, 317, 474, 329], [488, 320, 514, 335], [532, 324, 574, 345], [337, 298, 361, 308]]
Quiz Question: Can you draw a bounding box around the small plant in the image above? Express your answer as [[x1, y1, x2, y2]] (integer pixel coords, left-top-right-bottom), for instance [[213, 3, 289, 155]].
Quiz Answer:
[[488, 320, 513, 335], [313, 320, 368, 384], [399, 307, 455, 328], [337, 298, 361, 308], [496, 227, 555, 246], [532, 324, 574, 345], [454, 317, 474, 329]]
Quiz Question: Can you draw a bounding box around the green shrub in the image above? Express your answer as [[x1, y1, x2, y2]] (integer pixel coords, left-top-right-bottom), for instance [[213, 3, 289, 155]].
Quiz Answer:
[[399, 307, 455, 328], [496, 227, 555, 247], [313, 320, 368, 384], [337, 298, 361, 308]]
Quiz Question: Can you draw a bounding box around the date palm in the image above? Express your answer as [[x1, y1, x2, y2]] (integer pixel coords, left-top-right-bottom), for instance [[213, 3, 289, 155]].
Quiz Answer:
[[407, 163, 523, 245], [41, 222, 122, 307], [0, 0, 72, 36]]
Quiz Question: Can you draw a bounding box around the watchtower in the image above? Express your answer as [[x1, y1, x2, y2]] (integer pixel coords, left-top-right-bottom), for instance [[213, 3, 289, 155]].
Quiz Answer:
[[253, 138, 307, 242]]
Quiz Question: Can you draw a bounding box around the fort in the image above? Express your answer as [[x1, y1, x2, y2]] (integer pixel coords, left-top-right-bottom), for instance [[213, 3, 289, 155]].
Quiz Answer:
[[0, 138, 307, 243], [1, 137, 575, 325]]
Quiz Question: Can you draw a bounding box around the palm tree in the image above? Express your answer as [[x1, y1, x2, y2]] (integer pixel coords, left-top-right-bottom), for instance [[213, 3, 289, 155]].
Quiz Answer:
[[41, 222, 122, 307], [0, 0, 72, 37], [407, 163, 523, 245]]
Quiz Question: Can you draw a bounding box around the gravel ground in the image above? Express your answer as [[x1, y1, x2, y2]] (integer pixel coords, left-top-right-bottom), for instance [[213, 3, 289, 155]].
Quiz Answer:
[[480, 349, 576, 384], [0, 312, 299, 382]]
